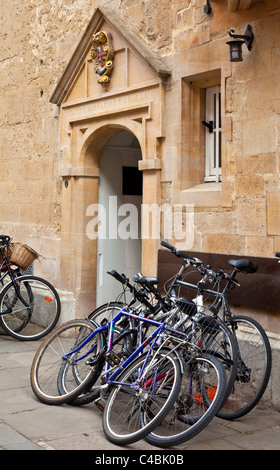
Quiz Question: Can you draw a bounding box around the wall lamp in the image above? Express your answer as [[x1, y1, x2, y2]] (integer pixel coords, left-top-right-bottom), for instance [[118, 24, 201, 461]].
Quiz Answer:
[[226, 24, 254, 62]]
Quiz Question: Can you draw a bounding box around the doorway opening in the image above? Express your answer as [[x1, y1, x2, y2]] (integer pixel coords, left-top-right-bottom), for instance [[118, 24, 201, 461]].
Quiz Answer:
[[96, 130, 142, 305]]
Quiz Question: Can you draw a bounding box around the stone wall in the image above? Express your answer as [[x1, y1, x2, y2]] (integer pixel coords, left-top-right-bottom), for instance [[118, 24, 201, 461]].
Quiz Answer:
[[1, 0, 280, 316], [0, 1, 99, 286]]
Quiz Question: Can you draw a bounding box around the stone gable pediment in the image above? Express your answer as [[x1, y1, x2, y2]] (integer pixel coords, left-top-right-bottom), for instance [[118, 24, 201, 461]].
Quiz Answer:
[[50, 6, 171, 106]]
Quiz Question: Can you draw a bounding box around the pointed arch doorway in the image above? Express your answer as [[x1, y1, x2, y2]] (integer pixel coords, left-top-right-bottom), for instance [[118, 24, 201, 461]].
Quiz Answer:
[[96, 129, 142, 305]]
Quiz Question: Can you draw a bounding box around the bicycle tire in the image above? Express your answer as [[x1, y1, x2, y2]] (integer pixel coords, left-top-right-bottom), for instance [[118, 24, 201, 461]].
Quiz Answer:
[[0, 275, 61, 340], [0, 281, 33, 334], [219, 315, 272, 420], [144, 354, 227, 448], [30, 319, 104, 405], [102, 348, 182, 446]]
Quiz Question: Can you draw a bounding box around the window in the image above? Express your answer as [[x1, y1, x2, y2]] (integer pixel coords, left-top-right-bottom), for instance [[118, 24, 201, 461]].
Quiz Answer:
[[204, 86, 222, 182], [122, 166, 143, 196]]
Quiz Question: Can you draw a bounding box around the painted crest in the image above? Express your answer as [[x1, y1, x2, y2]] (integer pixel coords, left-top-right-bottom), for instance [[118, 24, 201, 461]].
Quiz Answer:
[[90, 31, 114, 87]]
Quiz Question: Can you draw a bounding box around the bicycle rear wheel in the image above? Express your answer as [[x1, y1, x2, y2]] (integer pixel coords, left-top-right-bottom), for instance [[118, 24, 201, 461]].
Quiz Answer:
[[102, 348, 182, 446], [0, 276, 61, 340], [30, 319, 104, 405], [194, 315, 238, 415], [219, 315, 271, 420], [144, 354, 227, 448]]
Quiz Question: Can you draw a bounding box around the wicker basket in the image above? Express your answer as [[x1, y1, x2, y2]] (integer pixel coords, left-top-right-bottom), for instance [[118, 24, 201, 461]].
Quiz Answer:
[[9, 243, 40, 270]]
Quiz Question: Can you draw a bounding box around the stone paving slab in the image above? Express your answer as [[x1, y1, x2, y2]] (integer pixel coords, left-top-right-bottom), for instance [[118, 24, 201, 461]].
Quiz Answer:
[[1, 336, 280, 451]]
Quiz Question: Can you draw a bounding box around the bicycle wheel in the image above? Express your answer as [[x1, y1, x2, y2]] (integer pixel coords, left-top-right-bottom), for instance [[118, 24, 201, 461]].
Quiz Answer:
[[30, 319, 104, 405], [196, 316, 238, 418], [178, 314, 238, 415], [0, 276, 61, 340], [219, 315, 272, 420], [102, 348, 182, 446], [144, 354, 227, 448]]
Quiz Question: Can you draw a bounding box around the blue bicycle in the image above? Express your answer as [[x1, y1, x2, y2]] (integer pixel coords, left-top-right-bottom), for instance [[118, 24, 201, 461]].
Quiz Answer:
[[30, 273, 227, 447]]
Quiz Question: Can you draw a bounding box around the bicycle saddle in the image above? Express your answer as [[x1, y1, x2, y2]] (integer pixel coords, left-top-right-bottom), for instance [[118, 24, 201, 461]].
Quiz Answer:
[[228, 259, 258, 274]]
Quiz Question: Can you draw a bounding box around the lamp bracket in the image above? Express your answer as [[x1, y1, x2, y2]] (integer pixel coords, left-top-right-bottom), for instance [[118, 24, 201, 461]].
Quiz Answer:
[[228, 24, 254, 50]]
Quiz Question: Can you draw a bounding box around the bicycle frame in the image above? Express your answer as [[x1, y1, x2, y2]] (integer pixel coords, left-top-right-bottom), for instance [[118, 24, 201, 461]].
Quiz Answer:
[[62, 306, 192, 389], [167, 260, 234, 322]]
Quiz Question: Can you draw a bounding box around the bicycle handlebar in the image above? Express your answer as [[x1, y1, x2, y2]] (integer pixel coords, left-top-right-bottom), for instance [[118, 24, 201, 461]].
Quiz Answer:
[[109, 269, 127, 285], [160, 240, 243, 287], [107, 269, 156, 309], [161, 240, 197, 262]]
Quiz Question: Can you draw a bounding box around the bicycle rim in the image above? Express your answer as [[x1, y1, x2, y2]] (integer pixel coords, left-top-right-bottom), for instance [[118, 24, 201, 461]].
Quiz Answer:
[[219, 315, 272, 420], [0, 276, 60, 340], [30, 319, 103, 405]]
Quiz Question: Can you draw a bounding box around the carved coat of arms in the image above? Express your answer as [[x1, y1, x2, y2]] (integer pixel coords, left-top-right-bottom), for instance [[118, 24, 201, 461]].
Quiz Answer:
[[90, 31, 114, 87]]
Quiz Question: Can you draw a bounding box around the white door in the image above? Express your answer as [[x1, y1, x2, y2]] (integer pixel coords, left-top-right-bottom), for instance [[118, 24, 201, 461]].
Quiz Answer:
[[96, 130, 142, 306]]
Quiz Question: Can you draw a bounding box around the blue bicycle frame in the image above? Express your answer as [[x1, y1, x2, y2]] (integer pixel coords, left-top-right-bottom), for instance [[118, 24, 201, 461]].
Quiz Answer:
[[62, 307, 176, 388]]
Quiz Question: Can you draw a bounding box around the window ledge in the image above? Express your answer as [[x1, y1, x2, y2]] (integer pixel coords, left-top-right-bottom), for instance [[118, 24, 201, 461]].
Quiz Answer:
[[183, 182, 222, 193], [178, 182, 224, 208]]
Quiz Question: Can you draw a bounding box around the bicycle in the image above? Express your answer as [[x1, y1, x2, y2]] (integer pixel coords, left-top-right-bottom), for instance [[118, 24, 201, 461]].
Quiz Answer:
[[75, 268, 237, 415], [30, 276, 227, 447], [0, 235, 61, 340], [160, 240, 272, 420]]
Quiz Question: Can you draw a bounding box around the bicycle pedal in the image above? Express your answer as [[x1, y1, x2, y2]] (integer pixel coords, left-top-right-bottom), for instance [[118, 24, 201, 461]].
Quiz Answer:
[[95, 401, 104, 412], [93, 395, 107, 412]]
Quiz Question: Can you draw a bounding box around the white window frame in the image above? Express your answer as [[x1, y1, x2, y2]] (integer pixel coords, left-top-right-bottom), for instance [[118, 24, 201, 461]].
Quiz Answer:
[[204, 85, 222, 182]]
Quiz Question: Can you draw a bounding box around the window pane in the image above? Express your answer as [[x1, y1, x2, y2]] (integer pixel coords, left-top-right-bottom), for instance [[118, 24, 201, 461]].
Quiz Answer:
[[213, 93, 216, 129], [219, 92, 221, 128], [219, 131, 221, 168], [205, 85, 222, 182]]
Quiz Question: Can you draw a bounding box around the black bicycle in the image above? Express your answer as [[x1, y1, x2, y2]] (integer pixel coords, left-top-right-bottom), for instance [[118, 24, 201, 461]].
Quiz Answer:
[[160, 240, 272, 420], [0, 235, 61, 340]]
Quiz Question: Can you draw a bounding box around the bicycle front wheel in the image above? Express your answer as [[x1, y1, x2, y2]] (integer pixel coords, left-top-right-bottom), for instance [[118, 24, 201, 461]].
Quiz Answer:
[[102, 348, 182, 446], [144, 354, 227, 448], [30, 319, 104, 405], [219, 315, 272, 420], [0, 276, 61, 340]]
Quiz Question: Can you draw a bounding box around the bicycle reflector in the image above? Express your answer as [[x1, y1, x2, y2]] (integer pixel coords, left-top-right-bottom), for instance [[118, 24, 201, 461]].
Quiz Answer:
[[194, 386, 217, 405], [44, 297, 52, 302]]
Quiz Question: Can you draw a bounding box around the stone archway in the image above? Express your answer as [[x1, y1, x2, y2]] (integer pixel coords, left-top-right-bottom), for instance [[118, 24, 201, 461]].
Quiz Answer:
[[50, 7, 170, 318]]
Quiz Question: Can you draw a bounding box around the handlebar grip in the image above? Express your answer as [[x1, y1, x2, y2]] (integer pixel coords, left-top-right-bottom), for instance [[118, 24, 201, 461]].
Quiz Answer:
[[176, 250, 196, 261], [161, 240, 176, 251], [108, 270, 126, 284], [161, 240, 196, 261]]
